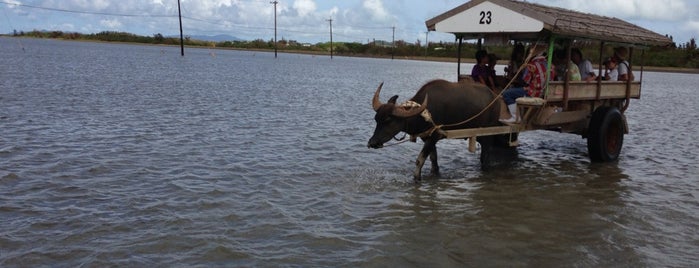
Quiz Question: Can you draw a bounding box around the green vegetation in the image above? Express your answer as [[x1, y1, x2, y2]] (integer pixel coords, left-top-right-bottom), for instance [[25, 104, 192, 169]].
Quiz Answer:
[[7, 30, 699, 68]]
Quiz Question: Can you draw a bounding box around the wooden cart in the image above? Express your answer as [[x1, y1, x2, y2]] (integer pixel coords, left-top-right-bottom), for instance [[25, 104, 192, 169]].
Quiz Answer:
[[425, 0, 672, 162]]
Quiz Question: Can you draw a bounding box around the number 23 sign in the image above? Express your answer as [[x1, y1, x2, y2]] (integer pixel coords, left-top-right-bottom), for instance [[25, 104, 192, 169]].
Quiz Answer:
[[479, 11, 492, 24]]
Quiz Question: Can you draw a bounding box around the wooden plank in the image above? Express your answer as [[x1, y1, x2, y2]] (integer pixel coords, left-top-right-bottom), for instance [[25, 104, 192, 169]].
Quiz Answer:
[[444, 125, 520, 139], [546, 81, 640, 101], [536, 109, 589, 125]]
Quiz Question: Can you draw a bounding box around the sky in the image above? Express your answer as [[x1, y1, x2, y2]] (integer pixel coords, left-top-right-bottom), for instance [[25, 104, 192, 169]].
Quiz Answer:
[[1, 0, 697, 45]]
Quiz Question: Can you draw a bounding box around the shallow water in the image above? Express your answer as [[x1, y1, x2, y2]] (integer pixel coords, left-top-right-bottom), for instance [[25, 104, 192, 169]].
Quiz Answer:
[[1, 37, 698, 266]]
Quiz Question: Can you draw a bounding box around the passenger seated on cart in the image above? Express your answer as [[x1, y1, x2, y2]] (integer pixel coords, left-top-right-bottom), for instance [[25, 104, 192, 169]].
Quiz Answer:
[[471, 50, 495, 89], [614, 46, 633, 81], [571, 48, 597, 82], [500, 46, 554, 123], [603, 57, 619, 81], [487, 53, 501, 89], [553, 49, 581, 81], [504, 43, 526, 81]]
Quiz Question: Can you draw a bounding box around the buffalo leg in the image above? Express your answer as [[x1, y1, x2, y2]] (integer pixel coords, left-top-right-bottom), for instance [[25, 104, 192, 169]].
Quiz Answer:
[[414, 139, 436, 182], [478, 136, 493, 171], [429, 145, 440, 176]]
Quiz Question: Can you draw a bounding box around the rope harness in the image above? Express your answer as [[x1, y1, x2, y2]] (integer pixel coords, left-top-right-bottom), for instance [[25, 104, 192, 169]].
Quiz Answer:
[[416, 45, 542, 141], [382, 42, 546, 148], [381, 101, 435, 147]]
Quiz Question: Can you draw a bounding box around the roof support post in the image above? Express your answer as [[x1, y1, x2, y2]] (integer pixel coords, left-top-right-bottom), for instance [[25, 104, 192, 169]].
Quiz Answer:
[[563, 44, 572, 110], [544, 36, 556, 98], [640, 48, 645, 83], [457, 36, 463, 79], [596, 41, 604, 100], [622, 47, 634, 112]]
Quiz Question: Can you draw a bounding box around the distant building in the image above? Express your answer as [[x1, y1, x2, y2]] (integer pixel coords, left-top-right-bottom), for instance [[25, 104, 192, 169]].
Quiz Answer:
[[373, 40, 393, 47]]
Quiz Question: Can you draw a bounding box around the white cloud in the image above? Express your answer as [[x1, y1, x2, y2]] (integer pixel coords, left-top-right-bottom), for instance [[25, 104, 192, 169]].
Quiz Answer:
[[531, 0, 696, 42], [537, 0, 689, 22], [63, 0, 110, 10], [53, 23, 75, 31], [362, 0, 389, 21], [685, 21, 699, 39], [4, 0, 26, 16], [92, 0, 110, 10], [100, 18, 122, 28], [5, 0, 695, 43], [194, 0, 235, 8], [293, 0, 316, 18], [4, 0, 21, 6]]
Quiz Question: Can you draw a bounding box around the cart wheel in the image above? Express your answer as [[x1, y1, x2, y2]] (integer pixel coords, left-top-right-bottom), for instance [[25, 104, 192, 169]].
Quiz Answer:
[[587, 106, 624, 162]]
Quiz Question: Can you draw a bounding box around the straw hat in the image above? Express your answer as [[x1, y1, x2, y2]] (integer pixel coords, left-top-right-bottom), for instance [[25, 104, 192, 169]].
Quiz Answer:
[[614, 47, 628, 60]]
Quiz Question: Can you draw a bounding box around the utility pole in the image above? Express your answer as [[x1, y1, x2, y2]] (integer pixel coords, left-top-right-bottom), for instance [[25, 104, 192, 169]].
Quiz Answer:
[[327, 17, 333, 59], [425, 31, 429, 57], [270, 1, 278, 58], [391, 26, 395, 60], [177, 0, 184, 56]]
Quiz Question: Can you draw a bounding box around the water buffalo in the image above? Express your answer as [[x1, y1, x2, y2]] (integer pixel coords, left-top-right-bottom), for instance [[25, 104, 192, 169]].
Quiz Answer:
[[367, 79, 513, 181]]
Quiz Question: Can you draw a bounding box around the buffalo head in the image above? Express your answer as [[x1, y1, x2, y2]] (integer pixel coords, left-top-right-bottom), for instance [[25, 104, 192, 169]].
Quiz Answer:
[[367, 82, 427, 149]]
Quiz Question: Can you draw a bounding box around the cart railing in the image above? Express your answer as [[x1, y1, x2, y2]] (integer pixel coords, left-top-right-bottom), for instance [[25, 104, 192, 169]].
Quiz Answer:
[[546, 81, 641, 102]]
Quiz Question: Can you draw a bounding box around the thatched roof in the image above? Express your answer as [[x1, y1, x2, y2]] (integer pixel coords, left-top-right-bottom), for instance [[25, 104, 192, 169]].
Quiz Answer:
[[426, 0, 673, 46]]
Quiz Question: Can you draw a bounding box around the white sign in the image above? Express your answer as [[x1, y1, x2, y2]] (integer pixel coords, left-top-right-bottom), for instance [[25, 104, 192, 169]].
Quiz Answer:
[[434, 1, 544, 33]]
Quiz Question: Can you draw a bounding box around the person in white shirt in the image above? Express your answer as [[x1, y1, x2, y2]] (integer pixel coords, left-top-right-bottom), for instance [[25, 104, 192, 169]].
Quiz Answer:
[[604, 57, 618, 81], [614, 47, 632, 81], [571, 48, 597, 82]]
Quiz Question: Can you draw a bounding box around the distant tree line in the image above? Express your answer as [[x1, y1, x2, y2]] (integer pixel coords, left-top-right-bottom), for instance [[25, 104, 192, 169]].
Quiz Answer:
[[8, 30, 699, 68], [12, 30, 210, 46]]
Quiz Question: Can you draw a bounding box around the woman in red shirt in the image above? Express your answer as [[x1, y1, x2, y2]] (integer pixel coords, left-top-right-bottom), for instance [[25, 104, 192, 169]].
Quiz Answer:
[[500, 46, 553, 123]]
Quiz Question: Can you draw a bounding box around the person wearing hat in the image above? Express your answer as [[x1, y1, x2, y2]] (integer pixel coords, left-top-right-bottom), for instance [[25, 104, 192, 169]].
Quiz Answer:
[[614, 47, 632, 81], [500, 45, 554, 123]]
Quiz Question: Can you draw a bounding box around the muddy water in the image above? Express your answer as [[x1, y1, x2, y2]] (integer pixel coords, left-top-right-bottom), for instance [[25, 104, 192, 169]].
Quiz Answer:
[[1, 37, 697, 266]]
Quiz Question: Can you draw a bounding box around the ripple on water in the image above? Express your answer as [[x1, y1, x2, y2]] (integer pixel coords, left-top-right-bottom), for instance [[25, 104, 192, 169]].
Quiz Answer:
[[1, 38, 698, 266]]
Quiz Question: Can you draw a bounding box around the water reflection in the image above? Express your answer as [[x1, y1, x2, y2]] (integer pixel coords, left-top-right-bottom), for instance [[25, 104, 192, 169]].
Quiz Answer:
[[364, 156, 641, 266], [586, 162, 629, 186]]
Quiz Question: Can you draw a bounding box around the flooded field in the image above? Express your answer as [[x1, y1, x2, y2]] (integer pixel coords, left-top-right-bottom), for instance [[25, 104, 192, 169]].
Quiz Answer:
[[1, 37, 698, 266]]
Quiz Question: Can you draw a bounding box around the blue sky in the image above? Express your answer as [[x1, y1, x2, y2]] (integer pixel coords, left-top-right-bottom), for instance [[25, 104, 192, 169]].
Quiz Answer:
[[2, 0, 697, 45]]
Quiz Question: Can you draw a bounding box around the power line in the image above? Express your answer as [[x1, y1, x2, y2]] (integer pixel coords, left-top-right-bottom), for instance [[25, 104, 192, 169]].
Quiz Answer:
[[333, 23, 392, 30], [2, 2, 25, 51], [177, 0, 184, 56], [391, 26, 395, 60], [0, 1, 176, 18], [270, 0, 277, 58], [1, 1, 401, 44], [1, 1, 276, 33], [181, 16, 274, 31], [327, 17, 333, 59]]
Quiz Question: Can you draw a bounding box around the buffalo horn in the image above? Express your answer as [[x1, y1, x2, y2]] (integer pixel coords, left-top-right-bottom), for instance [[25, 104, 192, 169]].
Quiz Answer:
[[392, 95, 429, 118], [372, 82, 384, 111]]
